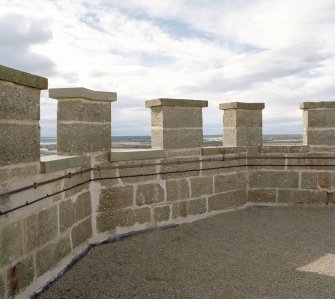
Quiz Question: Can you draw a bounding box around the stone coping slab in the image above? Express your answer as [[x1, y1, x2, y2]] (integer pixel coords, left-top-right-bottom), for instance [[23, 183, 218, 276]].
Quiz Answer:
[[145, 98, 208, 108], [300, 102, 335, 110], [40, 155, 87, 173], [110, 149, 167, 161], [201, 147, 225, 156], [219, 102, 265, 110], [49, 88, 117, 102], [202, 145, 310, 156], [0, 64, 48, 89], [261, 145, 309, 153], [201, 146, 250, 156]]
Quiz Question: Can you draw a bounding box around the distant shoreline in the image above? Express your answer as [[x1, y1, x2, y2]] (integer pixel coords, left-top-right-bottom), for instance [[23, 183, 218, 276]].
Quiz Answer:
[[40, 134, 303, 156]]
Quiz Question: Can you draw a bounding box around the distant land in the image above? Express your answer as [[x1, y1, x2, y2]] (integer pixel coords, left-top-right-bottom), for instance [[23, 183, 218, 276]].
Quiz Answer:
[[41, 134, 303, 156]]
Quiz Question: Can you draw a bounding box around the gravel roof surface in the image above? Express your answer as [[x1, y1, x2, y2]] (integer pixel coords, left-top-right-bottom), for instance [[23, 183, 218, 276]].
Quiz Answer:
[[38, 206, 335, 299]]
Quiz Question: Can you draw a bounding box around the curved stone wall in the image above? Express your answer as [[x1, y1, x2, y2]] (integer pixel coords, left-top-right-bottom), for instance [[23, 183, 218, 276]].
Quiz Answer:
[[0, 65, 334, 298]]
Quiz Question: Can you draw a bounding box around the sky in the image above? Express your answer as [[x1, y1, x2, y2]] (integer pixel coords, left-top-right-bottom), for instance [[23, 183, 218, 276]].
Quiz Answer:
[[1, 0, 335, 137]]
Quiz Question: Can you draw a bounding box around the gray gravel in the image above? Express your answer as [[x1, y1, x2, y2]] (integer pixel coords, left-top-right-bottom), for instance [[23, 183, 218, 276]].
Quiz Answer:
[[39, 206, 335, 299]]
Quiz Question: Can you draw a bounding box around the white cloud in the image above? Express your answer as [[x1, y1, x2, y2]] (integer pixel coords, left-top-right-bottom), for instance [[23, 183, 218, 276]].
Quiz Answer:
[[1, 0, 335, 136]]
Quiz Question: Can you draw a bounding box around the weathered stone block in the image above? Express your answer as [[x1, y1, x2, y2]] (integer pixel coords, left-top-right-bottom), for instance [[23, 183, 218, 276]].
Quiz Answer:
[[75, 192, 92, 221], [285, 158, 309, 171], [135, 207, 151, 224], [0, 184, 9, 213], [309, 146, 335, 153], [136, 183, 164, 206], [151, 128, 203, 149], [9, 163, 39, 178], [220, 102, 265, 110], [24, 214, 37, 253], [71, 218, 92, 248], [188, 198, 207, 215], [37, 205, 58, 247], [146, 98, 208, 108], [200, 159, 226, 176], [261, 145, 309, 154], [0, 273, 5, 299], [305, 129, 335, 146], [172, 201, 188, 219], [59, 199, 75, 232], [214, 172, 246, 193], [318, 172, 332, 189], [166, 179, 190, 201], [58, 100, 111, 122], [224, 109, 262, 128], [64, 171, 91, 197], [160, 158, 200, 179], [0, 221, 23, 268], [36, 235, 71, 276], [40, 155, 88, 174], [118, 163, 157, 184], [303, 109, 335, 128], [0, 81, 40, 120], [301, 172, 317, 189], [167, 148, 201, 158], [97, 209, 135, 232], [190, 177, 213, 197], [111, 149, 167, 162], [327, 192, 335, 204], [301, 158, 335, 171], [0, 124, 39, 166], [248, 189, 276, 203], [50, 87, 117, 102], [0, 65, 48, 89], [151, 106, 202, 128], [221, 102, 264, 147], [7, 256, 34, 297], [93, 163, 119, 187], [202, 158, 246, 176], [99, 186, 133, 212], [248, 171, 299, 189], [247, 157, 286, 170], [153, 206, 170, 222], [57, 123, 111, 154], [277, 189, 328, 204], [224, 127, 262, 147], [208, 190, 246, 211]]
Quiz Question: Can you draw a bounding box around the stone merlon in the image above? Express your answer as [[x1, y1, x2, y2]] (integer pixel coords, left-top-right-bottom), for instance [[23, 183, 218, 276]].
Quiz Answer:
[[145, 98, 208, 108], [0, 65, 48, 89], [299, 101, 335, 110], [219, 102, 265, 110], [49, 87, 117, 102]]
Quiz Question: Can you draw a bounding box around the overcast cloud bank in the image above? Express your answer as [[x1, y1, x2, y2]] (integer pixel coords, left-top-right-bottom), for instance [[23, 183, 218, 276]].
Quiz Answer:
[[1, 0, 335, 136]]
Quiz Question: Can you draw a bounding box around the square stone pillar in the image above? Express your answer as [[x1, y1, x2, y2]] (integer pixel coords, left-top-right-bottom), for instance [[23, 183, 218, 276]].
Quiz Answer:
[[49, 88, 117, 155], [300, 102, 335, 147], [0, 65, 48, 166], [145, 98, 208, 152], [219, 102, 264, 147]]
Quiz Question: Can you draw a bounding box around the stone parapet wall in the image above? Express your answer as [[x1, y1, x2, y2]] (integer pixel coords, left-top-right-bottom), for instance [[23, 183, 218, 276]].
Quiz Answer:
[[247, 148, 335, 205], [1, 65, 335, 298], [49, 88, 117, 155]]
